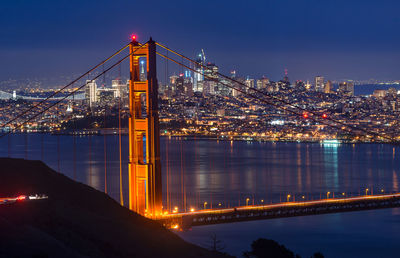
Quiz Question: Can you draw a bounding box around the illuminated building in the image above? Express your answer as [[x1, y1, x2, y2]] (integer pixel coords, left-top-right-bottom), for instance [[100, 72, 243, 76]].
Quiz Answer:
[[324, 80, 332, 94], [305, 80, 312, 90], [175, 75, 185, 95], [85, 80, 97, 107], [245, 78, 255, 89], [373, 89, 387, 98], [339, 81, 354, 96], [283, 68, 289, 83], [257, 77, 269, 90], [315, 76, 324, 92], [111, 79, 127, 98], [203, 63, 219, 95], [193, 49, 206, 93], [139, 60, 146, 81]]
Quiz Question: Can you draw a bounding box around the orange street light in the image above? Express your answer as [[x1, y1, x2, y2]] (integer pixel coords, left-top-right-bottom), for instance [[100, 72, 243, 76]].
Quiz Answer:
[[204, 201, 208, 209], [246, 198, 250, 206], [287, 194, 291, 202], [327, 192, 331, 199]]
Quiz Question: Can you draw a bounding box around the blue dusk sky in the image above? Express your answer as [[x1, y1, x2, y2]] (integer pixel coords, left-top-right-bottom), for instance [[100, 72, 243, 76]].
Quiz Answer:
[[1, 0, 400, 82]]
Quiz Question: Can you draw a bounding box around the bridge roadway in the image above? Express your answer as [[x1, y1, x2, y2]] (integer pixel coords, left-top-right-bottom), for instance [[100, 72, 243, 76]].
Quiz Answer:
[[158, 193, 400, 230]]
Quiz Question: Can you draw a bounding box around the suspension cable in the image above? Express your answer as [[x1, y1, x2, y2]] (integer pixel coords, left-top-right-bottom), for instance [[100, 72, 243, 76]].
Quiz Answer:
[[0, 41, 148, 139], [0, 44, 130, 131]]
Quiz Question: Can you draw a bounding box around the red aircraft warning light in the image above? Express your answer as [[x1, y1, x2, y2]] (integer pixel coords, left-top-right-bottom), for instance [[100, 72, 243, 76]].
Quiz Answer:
[[322, 113, 328, 119], [131, 34, 137, 41], [303, 113, 309, 119]]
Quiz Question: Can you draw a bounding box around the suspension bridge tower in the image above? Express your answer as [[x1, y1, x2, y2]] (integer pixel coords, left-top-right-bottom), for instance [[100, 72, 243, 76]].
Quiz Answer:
[[128, 37, 162, 217]]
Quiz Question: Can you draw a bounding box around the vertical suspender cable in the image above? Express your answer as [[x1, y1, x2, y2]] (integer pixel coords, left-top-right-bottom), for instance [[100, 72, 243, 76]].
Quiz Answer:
[[7, 134, 11, 157], [165, 50, 171, 212], [180, 137, 184, 211], [102, 64, 108, 194], [118, 62, 124, 205], [88, 74, 92, 186], [183, 139, 186, 212], [57, 134, 61, 172], [89, 133, 92, 186], [104, 104, 108, 194], [24, 132, 28, 159], [166, 133, 170, 212], [73, 96, 77, 180], [41, 133, 44, 161], [119, 96, 124, 205]]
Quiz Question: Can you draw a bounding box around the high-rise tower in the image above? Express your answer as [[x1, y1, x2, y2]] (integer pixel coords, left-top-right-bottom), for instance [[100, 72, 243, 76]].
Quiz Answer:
[[315, 76, 324, 92]]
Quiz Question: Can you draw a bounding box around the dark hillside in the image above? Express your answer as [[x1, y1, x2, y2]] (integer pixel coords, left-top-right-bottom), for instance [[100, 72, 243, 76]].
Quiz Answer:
[[0, 158, 228, 258]]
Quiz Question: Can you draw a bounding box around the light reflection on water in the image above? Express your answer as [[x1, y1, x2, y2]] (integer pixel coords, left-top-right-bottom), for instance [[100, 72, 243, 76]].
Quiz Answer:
[[2, 134, 400, 257], [1, 134, 400, 210]]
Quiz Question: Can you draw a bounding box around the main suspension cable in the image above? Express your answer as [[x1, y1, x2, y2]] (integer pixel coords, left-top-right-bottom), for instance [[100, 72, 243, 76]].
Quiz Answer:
[[0, 44, 130, 131], [0, 41, 148, 139]]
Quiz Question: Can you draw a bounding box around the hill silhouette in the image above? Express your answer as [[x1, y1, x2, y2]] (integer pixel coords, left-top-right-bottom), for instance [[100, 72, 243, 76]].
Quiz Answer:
[[0, 158, 228, 258]]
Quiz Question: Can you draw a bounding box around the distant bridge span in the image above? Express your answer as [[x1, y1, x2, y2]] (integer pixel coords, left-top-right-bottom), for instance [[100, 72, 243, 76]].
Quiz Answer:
[[0, 90, 85, 101], [159, 193, 400, 230]]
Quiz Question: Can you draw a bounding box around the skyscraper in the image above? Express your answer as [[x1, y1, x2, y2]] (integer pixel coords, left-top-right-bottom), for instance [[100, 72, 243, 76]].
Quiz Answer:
[[315, 76, 324, 92], [139, 60, 146, 81], [85, 80, 97, 107], [283, 68, 289, 84], [203, 63, 218, 95], [338, 82, 354, 96], [245, 78, 254, 87], [193, 50, 206, 93], [324, 80, 332, 94], [111, 79, 127, 98]]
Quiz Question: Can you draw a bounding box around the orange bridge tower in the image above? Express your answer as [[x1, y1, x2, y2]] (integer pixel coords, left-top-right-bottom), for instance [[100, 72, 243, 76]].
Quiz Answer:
[[128, 38, 162, 217]]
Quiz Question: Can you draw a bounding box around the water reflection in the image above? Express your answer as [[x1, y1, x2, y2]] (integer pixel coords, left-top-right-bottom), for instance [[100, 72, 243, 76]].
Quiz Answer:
[[1, 135, 400, 213], [323, 142, 339, 189]]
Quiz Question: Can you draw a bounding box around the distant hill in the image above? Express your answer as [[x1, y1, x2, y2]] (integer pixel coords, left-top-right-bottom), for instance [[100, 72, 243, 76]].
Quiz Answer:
[[0, 158, 229, 258]]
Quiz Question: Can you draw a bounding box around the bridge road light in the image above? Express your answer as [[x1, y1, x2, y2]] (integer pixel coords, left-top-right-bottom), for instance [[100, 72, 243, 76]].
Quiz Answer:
[[381, 189, 384, 193], [327, 192, 330, 199], [246, 198, 250, 206], [204, 202, 208, 209], [261, 199, 264, 205], [287, 194, 291, 202], [342, 192, 345, 197], [366, 188, 369, 196]]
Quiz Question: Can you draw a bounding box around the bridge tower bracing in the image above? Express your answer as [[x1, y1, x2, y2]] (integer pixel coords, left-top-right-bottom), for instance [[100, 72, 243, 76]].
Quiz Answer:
[[128, 38, 162, 217]]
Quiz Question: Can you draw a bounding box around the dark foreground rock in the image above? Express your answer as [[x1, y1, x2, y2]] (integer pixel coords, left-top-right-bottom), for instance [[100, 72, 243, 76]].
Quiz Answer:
[[0, 158, 229, 258]]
